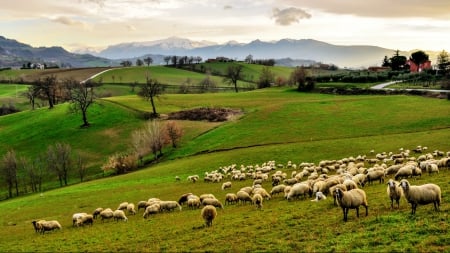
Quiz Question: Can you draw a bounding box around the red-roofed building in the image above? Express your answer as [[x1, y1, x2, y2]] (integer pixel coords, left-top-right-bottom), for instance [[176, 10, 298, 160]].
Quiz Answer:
[[406, 59, 432, 72]]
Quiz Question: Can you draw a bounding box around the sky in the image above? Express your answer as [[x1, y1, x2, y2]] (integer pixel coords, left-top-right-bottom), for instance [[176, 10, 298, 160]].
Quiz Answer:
[[1, 0, 449, 53]]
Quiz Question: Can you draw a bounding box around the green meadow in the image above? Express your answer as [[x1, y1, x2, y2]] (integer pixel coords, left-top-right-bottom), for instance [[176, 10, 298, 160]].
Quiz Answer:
[[0, 66, 449, 252]]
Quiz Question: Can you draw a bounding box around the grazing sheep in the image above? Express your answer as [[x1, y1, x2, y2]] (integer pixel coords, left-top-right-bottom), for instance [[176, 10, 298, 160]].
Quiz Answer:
[[252, 193, 263, 209], [221, 181, 232, 190], [426, 163, 439, 175], [394, 165, 415, 180], [199, 194, 216, 203], [31, 220, 45, 233], [175, 176, 180, 181], [72, 213, 88, 226], [342, 179, 358, 190], [117, 202, 129, 211], [239, 186, 253, 195], [178, 193, 194, 205], [386, 179, 403, 209], [39, 220, 62, 234], [311, 191, 327, 202], [143, 203, 160, 219], [283, 178, 298, 185], [399, 179, 441, 215], [335, 188, 368, 222], [225, 193, 238, 205], [286, 183, 312, 201], [113, 209, 128, 222], [187, 175, 199, 183], [76, 214, 94, 227], [366, 170, 385, 185], [127, 203, 136, 215], [236, 190, 253, 205], [92, 208, 103, 219], [252, 187, 271, 200], [137, 201, 148, 212], [100, 208, 114, 222], [202, 198, 224, 209], [187, 198, 202, 209], [159, 201, 182, 212], [386, 165, 403, 176], [201, 205, 217, 227], [270, 184, 286, 196]]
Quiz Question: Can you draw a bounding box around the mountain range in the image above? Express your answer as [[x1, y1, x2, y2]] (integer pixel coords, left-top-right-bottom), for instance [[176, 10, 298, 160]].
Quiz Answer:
[[0, 35, 440, 69]]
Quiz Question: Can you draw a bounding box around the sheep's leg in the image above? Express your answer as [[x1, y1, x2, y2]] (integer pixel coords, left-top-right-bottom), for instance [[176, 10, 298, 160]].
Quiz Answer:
[[356, 207, 360, 218], [342, 208, 348, 222], [364, 205, 368, 216], [411, 203, 416, 215]]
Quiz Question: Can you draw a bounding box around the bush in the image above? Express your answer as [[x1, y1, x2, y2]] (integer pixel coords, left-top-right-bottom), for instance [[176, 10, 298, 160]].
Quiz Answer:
[[101, 152, 138, 175]]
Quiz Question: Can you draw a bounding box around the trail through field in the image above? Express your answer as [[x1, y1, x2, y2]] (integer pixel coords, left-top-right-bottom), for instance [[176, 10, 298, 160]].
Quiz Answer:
[[371, 80, 450, 93]]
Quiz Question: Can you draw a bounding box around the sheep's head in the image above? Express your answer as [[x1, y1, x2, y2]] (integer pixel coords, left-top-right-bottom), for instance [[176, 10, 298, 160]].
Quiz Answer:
[[399, 179, 409, 191], [335, 188, 344, 200]]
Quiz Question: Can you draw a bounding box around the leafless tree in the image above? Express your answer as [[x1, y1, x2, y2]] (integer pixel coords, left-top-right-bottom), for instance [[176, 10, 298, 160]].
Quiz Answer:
[[1, 150, 19, 198], [22, 85, 41, 110], [138, 75, 163, 118], [47, 143, 72, 187], [33, 75, 57, 109], [75, 152, 87, 182], [165, 121, 183, 148], [66, 78, 97, 127], [144, 56, 153, 66], [224, 64, 243, 92]]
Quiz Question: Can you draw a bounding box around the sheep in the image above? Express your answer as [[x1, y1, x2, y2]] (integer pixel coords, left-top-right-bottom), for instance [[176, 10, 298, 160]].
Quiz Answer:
[[394, 165, 415, 180], [335, 188, 369, 222], [199, 194, 216, 203], [92, 208, 103, 219], [342, 179, 358, 190], [113, 209, 128, 222], [178, 193, 194, 205], [39, 220, 62, 234], [239, 186, 253, 195], [252, 193, 263, 209], [76, 214, 94, 227], [72, 213, 88, 226], [426, 163, 439, 175], [143, 203, 160, 219], [117, 202, 129, 211], [187, 175, 199, 183], [100, 208, 114, 222], [31, 220, 45, 233], [221, 181, 232, 190], [386, 179, 403, 209], [236, 190, 253, 205], [270, 184, 286, 196], [283, 185, 292, 198], [365, 170, 385, 185], [201, 205, 217, 227], [187, 198, 202, 209], [399, 179, 441, 215], [311, 191, 327, 202], [137, 201, 148, 212], [286, 183, 312, 201], [252, 187, 271, 200], [329, 184, 347, 206], [159, 201, 182, 212], [202, 198, 224, 209], [225, 193, 238, 205], [127, 203, 136, 215]]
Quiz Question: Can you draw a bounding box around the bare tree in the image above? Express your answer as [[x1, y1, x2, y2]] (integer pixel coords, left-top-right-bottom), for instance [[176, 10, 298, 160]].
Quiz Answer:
[[75, 152, 87, 182], [66, 78, 97, 127], [33, 75, 57, 109], [144, 56, 153, 66], [224, 64, 243, 92], [258, 66, 275, 88], [144, 120, 165, 159], [1, 150, 19, 198], [289, 67, 315, 91], [47, 143, 72, 187], [163, 56, 171, 65], [199, 71, 217, 92], [165, 121, 183, 148], [136, 58, 144, 66], [138, 75, 163, 118], [23, 85, 41, 110]]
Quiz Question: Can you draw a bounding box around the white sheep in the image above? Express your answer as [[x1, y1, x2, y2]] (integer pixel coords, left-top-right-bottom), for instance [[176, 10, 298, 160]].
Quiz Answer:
[[100, 208, 114, 222], [311, 191, 327, 202], [201, 205, 217, 227], [335, 188, 368, 222], [342, 179, 358, 190], [159, 201, 182, 212], [286, 183, 312, 201], [252, 193, 263, 209], [426, 163, 439, 175], [113, 209, 128, 222], [178, 193, 194, 205], [39, 220, 62, 234], [143, 203, 160, 219], [394, 165, 415, 180], [365, 170, 385, 185], [76, 214, 94, 227], [92, 208, 103, 219], [236, 190, 252, 205], [270, 184, 286, 196], [399, 179, 441, 215], [137, 201, 148, 212], [117, 202, 129, 211], [199, 194, 216, 203], [127, 203, 136, 215], [187, 198, 202, 209], [329, 184, 347, 206], [31, 220, 45, 233], [252, 187, 271, 200], [221, 181, 232, 190], [202, 198, 224, 209], [72, 213, 88, 226], [225, 193, 238, 205], [386, 179, 403, 209]]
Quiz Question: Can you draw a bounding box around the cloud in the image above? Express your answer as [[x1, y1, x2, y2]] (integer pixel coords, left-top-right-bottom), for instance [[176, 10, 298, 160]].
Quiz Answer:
[[272, 7, 311, 26], [223, 5, 232, 10], [51, 16, 87, 27]]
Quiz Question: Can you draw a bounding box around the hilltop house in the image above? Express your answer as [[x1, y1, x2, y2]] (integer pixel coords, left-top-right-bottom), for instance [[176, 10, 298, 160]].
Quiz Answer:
[[406, 59, 431, 72]]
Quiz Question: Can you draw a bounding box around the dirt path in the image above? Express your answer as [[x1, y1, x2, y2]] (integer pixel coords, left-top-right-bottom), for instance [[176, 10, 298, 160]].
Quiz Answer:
[[370, 80, 450, 93]]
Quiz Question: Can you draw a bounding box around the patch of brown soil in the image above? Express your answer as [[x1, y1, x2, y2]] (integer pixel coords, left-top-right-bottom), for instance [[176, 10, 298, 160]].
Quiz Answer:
[[167, 107, 242, 122]]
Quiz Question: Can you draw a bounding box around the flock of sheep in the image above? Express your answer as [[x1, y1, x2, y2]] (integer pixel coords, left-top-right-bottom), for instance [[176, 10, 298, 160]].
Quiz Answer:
[[32, 146, 449, 234]]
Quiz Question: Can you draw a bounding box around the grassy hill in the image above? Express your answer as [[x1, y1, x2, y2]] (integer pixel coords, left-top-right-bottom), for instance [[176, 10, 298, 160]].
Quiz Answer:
[[0, 66, 449, 252]]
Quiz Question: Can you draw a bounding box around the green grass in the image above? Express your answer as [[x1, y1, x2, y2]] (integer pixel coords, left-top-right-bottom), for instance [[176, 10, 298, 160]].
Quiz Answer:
[[0, 84, 30, 111]]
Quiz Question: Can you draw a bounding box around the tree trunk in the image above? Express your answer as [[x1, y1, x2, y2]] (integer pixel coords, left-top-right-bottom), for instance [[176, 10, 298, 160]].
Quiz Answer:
[[82, 110, 89, 127], [234, 81, 238, 93], [150, 96, 157, 116]]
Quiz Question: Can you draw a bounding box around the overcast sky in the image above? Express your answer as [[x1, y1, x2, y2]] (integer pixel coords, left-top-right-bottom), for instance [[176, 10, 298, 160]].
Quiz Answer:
[[1, 0, 449, 52]]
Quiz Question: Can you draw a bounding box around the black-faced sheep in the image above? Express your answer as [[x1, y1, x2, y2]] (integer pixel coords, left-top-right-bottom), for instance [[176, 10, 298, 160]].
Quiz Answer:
[[399, 179, 441, 215], [113, 209, 128, 222], [201, 205, 217, 227], [39, 220, 62, 234], [252, 193, 263, 209], [386, 179, 402, 209], [335, 188, 368, 222]]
